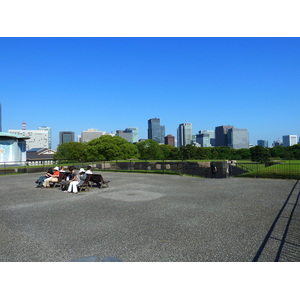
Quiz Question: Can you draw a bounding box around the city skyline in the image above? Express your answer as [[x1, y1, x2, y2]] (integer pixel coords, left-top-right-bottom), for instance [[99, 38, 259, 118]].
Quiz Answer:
[[1, 38, 300, 149]]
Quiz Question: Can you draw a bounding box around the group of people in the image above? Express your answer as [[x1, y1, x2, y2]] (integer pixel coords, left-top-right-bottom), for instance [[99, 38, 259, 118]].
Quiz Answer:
[[35, 166, 93, 194]]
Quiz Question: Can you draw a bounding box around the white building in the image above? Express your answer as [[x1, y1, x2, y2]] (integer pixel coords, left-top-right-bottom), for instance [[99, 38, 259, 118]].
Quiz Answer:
[[80, 129, 106, 142], [283, 135, 298, 147], [38, 126, 52, 149], [8, 129, 49, 150]]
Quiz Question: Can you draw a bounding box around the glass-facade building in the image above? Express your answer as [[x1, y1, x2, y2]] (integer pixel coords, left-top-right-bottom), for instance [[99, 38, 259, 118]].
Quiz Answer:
[[148, 118, 165, 143], [196, 130, 215, 147], [227, 128, 249, 149], [59, 131, 75, 144], [215, 125, 234, 147], [177, 123, 192, 147], [257, 140, 269, 147]]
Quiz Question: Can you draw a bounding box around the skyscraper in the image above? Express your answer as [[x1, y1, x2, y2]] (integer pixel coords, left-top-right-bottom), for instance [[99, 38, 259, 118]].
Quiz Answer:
[[148, 118, 165, 143], [282, 135, 298, 147], [257, 140, 269, 148], [227, 128, 249, 149], [38, 126, 52, 149], [177, 123, 192, 147], [59, 131, 75, 144], [196, 130, 215, 147], [215, 125, 234, 147]]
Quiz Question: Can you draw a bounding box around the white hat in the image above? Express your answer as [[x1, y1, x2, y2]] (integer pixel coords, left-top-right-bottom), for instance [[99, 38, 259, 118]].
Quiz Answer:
[[79, 168, 85, 173], [54, 167, 59, 171]]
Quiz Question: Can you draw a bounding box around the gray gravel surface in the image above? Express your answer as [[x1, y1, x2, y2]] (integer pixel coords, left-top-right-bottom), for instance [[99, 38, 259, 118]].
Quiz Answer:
[[1, 172, 299, 262]]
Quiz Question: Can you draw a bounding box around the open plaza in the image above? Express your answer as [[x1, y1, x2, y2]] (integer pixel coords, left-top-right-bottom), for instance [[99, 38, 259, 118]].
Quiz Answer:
[[1, 172, 299, 262]]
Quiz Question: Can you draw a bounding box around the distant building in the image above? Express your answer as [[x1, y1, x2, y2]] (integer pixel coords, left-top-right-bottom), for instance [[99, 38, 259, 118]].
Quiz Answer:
[[148, 118, 165, 144], [59, 131, 75, 145], [81, 129, 105, 142], [227, 128, 249, 149], [283, 135, 298, 147], [0, 132, 29, 165], [177, 123, 192, 147], [8, 129, 50, 150], [116, 127, 139, 143], [257, 140, 269, 148], [38, 126, 52, 149], [272, 139, 283, 147], [215, 125, 234, 147], [164, 134, 175, 146], [196, 130, 215, 147]]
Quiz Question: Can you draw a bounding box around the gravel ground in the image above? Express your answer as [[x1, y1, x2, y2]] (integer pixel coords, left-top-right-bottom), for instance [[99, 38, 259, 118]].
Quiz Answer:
[[1, 172, 299, 262]]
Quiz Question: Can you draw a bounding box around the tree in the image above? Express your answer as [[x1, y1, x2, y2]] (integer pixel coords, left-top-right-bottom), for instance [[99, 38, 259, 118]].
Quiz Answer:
[[54, 142, 87, 161], [86, 135, 139, 161], [136, 139, 164, 160], [269, 145, 286, 159], [250, 145, 270, 163]]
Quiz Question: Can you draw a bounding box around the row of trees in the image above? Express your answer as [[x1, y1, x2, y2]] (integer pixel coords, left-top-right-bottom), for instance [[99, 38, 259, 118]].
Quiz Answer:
[[53, 135, 300, 162]]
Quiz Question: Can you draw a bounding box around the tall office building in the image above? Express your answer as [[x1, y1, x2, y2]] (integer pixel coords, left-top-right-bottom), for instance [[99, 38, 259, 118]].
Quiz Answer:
[[8, 129, 49, 150], [257, 140, 269, 148], [38, 126, 52, 149], [282, 135, 298, 147], [227, 128, 249, 149], [148, 118, 165, 143], [81, 129, 105, 142], [125, 127, 139, 143], [215, 125, 234, 147], [116, 128, 138, 143], [59, 131, 75, 144], [164, 134, 175, 146], [177, 123, 192, 147], [196, 130, 215, 147]]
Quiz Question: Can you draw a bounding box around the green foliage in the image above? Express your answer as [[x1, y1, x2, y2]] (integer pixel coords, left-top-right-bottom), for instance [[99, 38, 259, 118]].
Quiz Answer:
[[136, 139, 164, 160], [159, 144, 181, 160], [269, 145, 286, 158], [250, 145, 271, 163], [54, 142, 87, 161], [86, 135, 139, 161]]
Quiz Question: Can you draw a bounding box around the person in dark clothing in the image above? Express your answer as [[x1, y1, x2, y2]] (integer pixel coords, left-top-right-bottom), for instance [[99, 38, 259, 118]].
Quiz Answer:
[[35, 168, 53, 188], [210, 161, 217, 179], [61, 166, 77, 191]]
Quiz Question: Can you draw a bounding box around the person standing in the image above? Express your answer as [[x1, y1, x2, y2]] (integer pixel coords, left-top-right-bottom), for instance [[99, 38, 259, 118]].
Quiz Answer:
[[210, 161, 217, 179]]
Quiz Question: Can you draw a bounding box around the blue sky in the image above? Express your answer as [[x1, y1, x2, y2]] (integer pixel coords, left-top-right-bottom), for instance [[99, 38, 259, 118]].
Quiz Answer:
[[1, 37, 300, 149]]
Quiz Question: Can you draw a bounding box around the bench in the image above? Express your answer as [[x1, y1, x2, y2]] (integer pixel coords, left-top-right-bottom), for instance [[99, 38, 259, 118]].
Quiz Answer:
[[90, 174, 110, 189], [78, 174, 92, 192]]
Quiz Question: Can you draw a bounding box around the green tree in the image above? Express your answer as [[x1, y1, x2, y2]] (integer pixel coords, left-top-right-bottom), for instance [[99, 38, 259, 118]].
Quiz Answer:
[[136, 139, 164, 160], [54, 142, 87, 161], [86, 135, 138, 161], [250, 145, 271, 163], [269, 145, 286, 159]]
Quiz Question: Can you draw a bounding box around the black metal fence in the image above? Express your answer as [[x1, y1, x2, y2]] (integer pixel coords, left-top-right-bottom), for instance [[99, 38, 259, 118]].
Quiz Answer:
[[2, 160, 300, 180]]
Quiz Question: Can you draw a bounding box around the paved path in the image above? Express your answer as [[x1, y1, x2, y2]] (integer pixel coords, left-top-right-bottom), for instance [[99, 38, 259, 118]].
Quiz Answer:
[[1, 172, 299, 262]]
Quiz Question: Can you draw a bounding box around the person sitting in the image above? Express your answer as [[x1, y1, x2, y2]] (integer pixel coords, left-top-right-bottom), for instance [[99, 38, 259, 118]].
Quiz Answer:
[[35, 168, 53, 188], [61, 166, 77, 191], [67, 168, 87, 194], [60, 166, 66, 172], [42, 166, 60, 188], [86, 166, 93, 174]]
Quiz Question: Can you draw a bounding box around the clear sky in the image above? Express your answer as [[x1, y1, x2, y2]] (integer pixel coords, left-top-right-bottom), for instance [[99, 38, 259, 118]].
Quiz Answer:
[[1, 37, 300, 149]]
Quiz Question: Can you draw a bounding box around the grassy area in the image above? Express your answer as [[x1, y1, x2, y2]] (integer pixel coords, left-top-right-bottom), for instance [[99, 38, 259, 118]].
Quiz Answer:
[[238, 161, 300, 179]]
